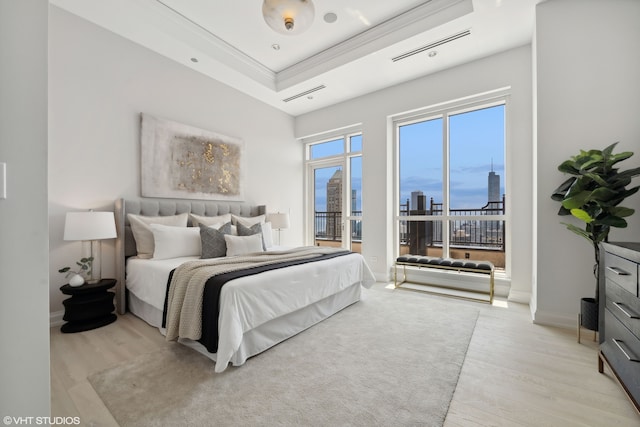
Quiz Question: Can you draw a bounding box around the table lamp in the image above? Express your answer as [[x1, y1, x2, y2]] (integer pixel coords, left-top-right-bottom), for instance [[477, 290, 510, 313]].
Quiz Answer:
[[64, 210, 117, 283], [268, 212, 290, 246]]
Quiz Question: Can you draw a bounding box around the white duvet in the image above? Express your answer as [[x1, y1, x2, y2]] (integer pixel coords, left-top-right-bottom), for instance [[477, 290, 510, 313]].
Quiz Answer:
[[126, 252, 376, 372]]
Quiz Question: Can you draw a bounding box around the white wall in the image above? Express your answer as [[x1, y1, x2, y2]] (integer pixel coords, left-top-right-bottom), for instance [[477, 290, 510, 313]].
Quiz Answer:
[[533, 0, 640, 327], [0, 0, 51, 416], [48, 7, 301, 315], [295, 45, 533, 302]]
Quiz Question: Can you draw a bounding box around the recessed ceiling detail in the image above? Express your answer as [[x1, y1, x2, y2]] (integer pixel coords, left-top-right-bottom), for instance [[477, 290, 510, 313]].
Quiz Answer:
[[323, 12, 338, 24], [50, 0, 541, 116], [274, 0, 474, 91], [282, 84, 326, 102], [391, 29, 471, 62]]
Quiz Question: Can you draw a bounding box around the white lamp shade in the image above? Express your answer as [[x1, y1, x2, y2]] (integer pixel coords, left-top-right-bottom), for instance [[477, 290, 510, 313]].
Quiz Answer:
[[64, 211, 117, 241], [262, 0, 315, 35], [268, 212, 290, 230]]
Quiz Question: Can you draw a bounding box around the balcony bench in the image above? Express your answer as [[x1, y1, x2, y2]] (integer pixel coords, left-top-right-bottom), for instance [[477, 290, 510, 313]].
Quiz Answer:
[[394, 255, 495, 303]]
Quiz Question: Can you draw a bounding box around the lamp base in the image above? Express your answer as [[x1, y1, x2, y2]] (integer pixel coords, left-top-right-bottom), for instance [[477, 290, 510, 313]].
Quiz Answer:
[[89, 239, 102, 284]]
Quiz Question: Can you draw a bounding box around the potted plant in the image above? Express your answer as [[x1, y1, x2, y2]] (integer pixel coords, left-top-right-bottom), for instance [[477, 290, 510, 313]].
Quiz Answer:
[[551, 142, 640, 331], [58, 257, 93, 287]]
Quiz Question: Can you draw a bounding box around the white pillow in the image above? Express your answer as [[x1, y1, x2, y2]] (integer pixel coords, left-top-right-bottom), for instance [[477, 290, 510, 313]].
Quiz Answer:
[[224, 234, 264, 256], [128, 213, 189, 259], [261, 222, 274, 248], [150, 224, 201, 260], [232, 214, 266, 227], [189, 213, 232, 228]]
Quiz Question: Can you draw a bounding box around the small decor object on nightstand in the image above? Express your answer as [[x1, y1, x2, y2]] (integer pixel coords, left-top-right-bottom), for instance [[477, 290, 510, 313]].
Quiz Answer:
[[60, 279, 117, 333], [68, 273, 85, 287], [58, 257, 93, 287]]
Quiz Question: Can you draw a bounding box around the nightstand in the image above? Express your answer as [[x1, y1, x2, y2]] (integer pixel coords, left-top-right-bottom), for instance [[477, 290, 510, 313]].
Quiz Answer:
[[60, 278, 117, 333]]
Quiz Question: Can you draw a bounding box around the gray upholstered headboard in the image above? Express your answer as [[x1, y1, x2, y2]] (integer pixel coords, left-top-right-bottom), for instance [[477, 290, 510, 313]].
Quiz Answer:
[[114, 198, 266, 314]]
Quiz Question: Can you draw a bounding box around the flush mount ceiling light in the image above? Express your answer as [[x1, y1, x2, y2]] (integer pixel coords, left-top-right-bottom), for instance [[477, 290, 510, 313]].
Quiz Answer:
[[262, 0, 315, 35]]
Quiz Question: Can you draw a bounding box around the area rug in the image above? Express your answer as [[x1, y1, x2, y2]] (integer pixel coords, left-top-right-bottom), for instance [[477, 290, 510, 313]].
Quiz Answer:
[[88, 288, 479, 427]]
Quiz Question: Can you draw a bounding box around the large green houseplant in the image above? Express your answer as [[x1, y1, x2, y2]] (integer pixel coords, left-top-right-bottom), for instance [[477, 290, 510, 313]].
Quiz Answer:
[[551, 142, 640, 331]]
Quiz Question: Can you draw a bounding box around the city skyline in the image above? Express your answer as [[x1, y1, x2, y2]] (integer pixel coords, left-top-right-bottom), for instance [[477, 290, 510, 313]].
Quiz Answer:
[[312, 104, 505, 213], [399, 104, 505, 210]]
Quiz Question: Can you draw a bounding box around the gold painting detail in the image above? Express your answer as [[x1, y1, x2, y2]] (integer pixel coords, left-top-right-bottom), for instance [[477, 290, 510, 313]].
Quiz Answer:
[[170, 136, 241, 196], [203, 143, 215, 164], [141, 113, 244, 201]]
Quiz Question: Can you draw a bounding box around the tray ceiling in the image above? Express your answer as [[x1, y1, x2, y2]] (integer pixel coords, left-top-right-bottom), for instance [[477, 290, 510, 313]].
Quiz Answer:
[[50, 0, 541, 116]]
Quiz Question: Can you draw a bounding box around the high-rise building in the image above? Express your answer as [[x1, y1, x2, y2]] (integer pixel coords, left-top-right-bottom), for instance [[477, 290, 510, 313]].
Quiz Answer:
[[327, 169, 342, 212], [488, 170, 500, 202], [326, 170, 342, 238], [486, 167, 503, 245], [411, 190, 425, 211]]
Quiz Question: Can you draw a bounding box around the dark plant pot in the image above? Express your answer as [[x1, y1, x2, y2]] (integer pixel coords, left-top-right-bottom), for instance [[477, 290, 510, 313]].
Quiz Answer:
[[580, 297, 599, 332]]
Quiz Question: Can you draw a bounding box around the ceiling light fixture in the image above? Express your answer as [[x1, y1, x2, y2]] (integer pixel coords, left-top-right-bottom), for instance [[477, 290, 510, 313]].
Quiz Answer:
[[262, 0, 315, 35]]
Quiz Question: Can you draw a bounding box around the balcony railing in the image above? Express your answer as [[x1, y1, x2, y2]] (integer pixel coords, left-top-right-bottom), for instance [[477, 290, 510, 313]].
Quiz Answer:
[[317, 197, 504, 251], [315, 198, 505, 267], [314, 211, 362, 242], [399, 196, 505, 252]]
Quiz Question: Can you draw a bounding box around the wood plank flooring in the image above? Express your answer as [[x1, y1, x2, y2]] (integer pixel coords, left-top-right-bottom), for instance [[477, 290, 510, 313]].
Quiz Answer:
[[50, 283, 639, 426]]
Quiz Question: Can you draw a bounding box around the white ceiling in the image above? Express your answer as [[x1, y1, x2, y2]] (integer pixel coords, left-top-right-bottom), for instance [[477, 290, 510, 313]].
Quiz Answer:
[[50, 0, 541, 116]]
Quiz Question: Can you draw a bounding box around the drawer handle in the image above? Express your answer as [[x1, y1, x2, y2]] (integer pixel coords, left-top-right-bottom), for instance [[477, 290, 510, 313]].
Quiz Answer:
[[613, 302, 640, 319], [607, 266, 630, 276], [612, 339, 640, 363]]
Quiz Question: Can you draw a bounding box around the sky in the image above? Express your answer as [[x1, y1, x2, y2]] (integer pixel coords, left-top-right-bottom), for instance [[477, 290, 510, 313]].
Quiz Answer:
[[311, 104, 504, 213], [399, 104, 505, 210]]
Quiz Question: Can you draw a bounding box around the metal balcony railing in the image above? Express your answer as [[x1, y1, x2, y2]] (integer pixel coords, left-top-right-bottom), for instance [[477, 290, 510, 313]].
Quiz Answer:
[[316, 196, 505, 253], [314, 211, 362, 242], [398, 196, 505, 252]]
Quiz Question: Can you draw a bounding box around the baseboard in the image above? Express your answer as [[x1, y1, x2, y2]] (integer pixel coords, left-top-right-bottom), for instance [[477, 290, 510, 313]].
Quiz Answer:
[[507, 289, 531, 304], [532, 309, 576, 330], [50, 310, 64, 328], [374, 271, 390, 283]]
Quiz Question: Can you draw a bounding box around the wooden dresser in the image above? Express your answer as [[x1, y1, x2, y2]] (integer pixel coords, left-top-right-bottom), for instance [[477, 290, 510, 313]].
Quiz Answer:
[[599, 242, 640, 413]]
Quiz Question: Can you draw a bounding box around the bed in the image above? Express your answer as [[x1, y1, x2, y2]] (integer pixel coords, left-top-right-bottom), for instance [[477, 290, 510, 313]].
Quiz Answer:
[[114, 198, 376, 372]]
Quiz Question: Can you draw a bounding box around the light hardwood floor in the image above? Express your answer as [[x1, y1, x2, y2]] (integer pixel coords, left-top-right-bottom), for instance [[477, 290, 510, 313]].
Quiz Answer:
[[50, 283, 639, 426]]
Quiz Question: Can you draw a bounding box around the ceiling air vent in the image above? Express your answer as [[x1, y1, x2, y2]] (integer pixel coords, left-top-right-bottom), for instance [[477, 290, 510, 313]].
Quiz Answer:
[[392, 29, 471, 63], [282, 85, 326, 102]]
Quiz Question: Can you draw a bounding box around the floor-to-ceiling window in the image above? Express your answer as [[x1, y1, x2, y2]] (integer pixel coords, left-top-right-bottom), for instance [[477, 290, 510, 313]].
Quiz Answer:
[[305, 132, 362, 253], [395, 96, 508, 270]]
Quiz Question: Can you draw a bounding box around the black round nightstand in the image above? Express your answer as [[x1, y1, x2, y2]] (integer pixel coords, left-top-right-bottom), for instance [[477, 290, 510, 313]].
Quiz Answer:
[[60, 278, 117, 333]]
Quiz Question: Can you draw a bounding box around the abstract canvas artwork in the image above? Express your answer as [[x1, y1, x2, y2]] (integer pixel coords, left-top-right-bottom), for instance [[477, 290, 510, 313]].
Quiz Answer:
[[140, 114, 244, 201]]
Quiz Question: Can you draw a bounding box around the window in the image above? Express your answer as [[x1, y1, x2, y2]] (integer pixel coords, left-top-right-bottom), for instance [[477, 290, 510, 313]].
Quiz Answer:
[[305, 132, 362, 253], [395, 99, 507, 270]]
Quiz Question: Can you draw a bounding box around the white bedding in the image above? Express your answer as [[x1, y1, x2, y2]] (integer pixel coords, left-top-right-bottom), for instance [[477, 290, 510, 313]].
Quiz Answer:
[[126, 250, 376, 372], [127, 256, 198, 312]]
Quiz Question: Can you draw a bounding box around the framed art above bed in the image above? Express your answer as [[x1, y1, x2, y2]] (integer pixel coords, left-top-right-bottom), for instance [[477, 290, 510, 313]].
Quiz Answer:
[[140, 114, 245, 201]]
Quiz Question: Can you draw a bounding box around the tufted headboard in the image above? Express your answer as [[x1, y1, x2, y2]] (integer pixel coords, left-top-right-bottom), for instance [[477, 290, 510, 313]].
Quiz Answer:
[[114, 198, 266, 314]]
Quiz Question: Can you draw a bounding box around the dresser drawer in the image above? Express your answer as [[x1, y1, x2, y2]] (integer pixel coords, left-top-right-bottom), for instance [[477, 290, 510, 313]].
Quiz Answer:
[[606, 279, 640, 339], [604, 252, 638, 296], [601, 310, 640, 407]]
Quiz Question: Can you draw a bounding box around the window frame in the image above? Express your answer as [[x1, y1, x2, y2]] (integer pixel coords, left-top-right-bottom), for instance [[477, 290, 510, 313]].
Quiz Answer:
[[304, 130, 363, 250], [393, 90, 511, 276]]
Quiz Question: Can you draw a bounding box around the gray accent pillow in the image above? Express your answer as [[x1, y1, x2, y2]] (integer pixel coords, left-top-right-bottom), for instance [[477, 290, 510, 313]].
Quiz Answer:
[[237, 223, 265, 250], [200, 222, 232, 259]]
